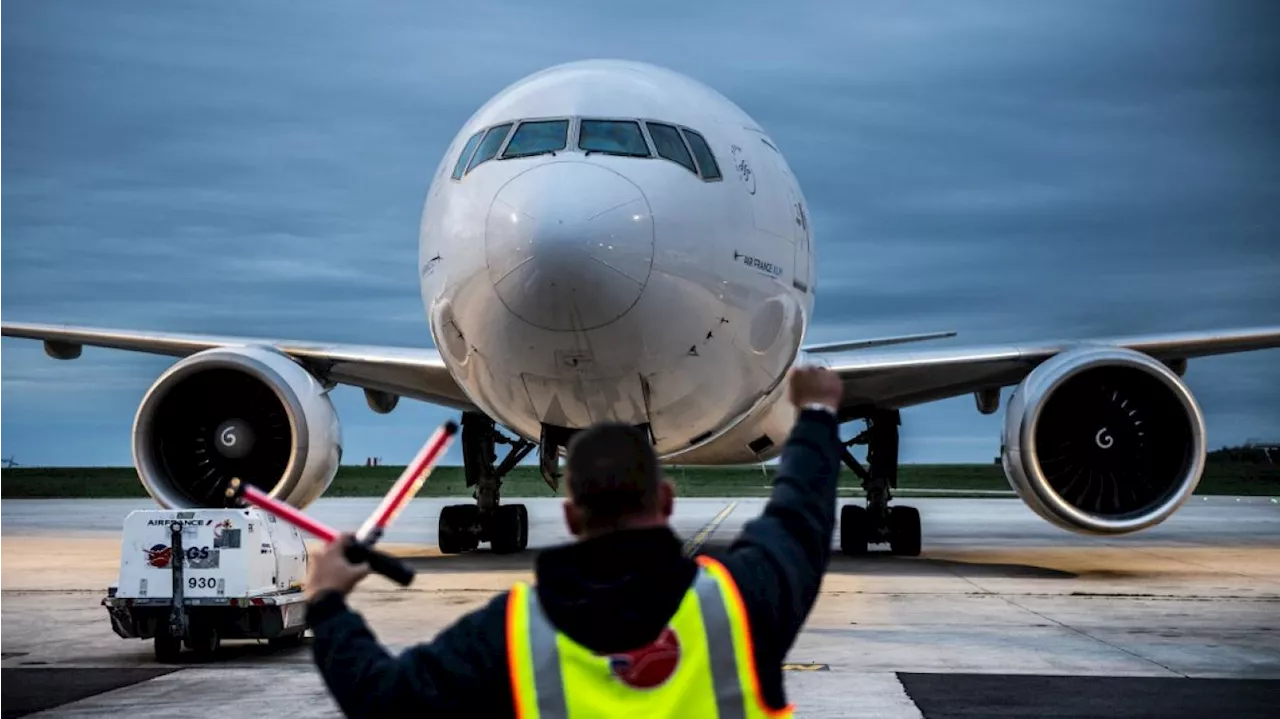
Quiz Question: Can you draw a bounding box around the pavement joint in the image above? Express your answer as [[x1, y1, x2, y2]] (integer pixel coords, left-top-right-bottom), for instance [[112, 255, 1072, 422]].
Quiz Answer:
[[998, 595, 1191, 679]]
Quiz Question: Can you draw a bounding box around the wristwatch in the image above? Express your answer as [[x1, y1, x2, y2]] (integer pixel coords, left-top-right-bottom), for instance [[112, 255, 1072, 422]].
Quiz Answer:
[[801, 402, 837, 416]]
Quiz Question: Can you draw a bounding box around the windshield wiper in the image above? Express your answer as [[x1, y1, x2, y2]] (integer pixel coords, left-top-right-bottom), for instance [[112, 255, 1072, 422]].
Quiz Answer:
[[505, 149, 558, 160], [584, 150, 649, 158]]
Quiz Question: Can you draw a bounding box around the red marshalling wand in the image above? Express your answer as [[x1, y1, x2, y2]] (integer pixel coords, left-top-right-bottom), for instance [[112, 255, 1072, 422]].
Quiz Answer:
[[224, 419, 460, 587], [356, 420, 459, 544]]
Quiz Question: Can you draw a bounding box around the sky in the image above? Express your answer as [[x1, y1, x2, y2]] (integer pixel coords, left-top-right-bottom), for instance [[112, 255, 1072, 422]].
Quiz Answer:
[[3, 0, 1278, 467]]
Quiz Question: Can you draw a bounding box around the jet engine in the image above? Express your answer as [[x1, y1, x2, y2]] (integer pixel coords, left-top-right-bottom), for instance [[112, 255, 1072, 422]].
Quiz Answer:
[[132, 346, 342, 509], [1001, 346, 1206, 535]]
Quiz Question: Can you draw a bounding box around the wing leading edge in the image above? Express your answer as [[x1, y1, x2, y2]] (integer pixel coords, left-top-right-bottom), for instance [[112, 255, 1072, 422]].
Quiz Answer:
[[7, 321, 1278, 423], [818, 326, 1280, 416], [0, 321, 476, 411], [802, 330, 957, 354]]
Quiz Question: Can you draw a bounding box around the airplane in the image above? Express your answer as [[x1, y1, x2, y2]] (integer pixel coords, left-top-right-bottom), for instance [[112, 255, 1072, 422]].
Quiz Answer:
[[4, 59, 1279, 557]]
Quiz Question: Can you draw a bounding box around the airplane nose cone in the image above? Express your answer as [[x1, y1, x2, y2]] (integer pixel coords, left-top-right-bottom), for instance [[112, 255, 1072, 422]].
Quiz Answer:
[[486, 162, 654, 331]]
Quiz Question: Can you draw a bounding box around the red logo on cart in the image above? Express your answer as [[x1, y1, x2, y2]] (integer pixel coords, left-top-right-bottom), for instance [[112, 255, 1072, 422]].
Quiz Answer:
[[145, 544, 172, 568], [608, 627, 681, 689]]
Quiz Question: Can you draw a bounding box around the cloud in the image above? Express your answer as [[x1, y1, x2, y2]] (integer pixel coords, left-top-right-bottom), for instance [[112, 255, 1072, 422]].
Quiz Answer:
[[3, 0, 1278, 466]]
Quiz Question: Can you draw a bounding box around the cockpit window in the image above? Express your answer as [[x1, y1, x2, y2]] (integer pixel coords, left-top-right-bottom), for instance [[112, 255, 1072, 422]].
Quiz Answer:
[[466, 123, 513, 173], [502, 119, 569, 159], [452, 118, 720, 182], [645, 122, 696, 174], [579, 120, 651, 157], [451, 130, 485, 180], [681, 129, 721, 181]]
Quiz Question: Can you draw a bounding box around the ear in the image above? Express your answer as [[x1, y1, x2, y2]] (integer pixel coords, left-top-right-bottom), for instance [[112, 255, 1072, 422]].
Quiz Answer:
[[658, 478, 675, 519], [563, 498, 585, 537]]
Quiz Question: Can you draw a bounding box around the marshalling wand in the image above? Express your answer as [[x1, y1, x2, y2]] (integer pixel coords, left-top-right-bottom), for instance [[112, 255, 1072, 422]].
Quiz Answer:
[[355, 420, 459, 545], [224, 418, 460, 587], [225, 479, 417, 586]]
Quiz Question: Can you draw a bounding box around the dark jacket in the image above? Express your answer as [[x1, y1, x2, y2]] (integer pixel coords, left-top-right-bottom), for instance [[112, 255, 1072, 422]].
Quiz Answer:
[[307, 409, 840, 717]]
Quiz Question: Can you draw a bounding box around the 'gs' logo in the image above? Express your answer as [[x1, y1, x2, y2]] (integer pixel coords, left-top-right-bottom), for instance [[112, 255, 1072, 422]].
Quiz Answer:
[[143, 545, 210, 568]]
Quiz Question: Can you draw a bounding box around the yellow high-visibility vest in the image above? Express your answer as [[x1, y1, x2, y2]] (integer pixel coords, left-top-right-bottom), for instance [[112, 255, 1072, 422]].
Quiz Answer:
[[506, 554, 795, 718]]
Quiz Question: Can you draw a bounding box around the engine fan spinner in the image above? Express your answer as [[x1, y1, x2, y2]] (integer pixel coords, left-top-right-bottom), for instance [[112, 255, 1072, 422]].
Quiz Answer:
[[132, 346, 342, 510]]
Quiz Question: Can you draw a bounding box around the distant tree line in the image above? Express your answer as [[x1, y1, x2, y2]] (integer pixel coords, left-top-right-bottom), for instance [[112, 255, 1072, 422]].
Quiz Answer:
[[1207, 444, 1277, 464]]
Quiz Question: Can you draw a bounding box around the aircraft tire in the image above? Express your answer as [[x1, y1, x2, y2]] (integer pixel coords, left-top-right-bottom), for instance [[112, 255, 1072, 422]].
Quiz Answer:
[[888, 505, 922, 556], [491, 504, 528, 554], [840, 505, 868, 555], [439, 504, 479, 555]]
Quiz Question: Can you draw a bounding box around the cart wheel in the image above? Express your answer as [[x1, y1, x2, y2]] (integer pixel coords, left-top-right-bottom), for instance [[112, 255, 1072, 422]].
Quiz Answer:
[[187, 626, 221, 660], [154, 634, 182, 663], [268, 632, 305, 649]]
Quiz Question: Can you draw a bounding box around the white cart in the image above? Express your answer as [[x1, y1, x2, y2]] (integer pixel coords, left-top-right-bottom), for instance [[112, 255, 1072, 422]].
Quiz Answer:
[[103, 507, 310, 661]]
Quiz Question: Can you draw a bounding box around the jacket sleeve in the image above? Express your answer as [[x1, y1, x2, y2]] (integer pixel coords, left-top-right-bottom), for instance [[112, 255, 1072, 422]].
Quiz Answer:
[[717, 409, 841, 694], [306, 589, 512, 718]]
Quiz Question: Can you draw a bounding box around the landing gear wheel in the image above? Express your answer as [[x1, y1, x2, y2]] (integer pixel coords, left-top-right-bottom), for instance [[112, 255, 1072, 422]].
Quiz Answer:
[[490, 504, 529, 554], [888, 505, 921, 556], [438, 505, 480, 555], [186, 625, 220, 660], [154, 633, 181, 663], [840, 505, 868, 556]]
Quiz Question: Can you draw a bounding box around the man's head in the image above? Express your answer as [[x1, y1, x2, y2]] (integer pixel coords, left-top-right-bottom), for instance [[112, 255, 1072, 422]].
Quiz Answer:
[[562, 423, 674, 538]]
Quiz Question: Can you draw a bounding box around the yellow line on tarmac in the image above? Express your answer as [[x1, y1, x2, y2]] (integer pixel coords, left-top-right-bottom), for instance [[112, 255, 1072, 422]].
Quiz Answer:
[[682, 501, 738, 556]]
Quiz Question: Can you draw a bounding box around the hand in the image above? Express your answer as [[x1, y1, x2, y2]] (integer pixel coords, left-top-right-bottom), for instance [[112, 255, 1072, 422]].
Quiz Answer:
[[788, 365, 843, 411], [306, 534, 371, 600]]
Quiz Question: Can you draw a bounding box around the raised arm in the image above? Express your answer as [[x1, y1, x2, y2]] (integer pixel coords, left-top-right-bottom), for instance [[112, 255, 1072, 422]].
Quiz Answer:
[[714, 368, 844, 700], [304, 540, 512, 717]]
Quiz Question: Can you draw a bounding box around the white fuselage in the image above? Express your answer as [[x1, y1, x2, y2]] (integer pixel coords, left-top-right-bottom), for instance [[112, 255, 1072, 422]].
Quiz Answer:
[[419, 60, 814, 463]]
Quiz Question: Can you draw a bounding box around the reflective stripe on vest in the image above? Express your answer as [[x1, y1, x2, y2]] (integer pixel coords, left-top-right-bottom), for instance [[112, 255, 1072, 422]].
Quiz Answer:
[[507, 556, 794, 718], [525, 583, 569, 718], [693, 564, 746, 719]]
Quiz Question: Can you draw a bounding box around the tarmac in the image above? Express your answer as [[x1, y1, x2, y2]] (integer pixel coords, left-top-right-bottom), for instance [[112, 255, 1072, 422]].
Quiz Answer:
[[3, 495, 1279, 717]]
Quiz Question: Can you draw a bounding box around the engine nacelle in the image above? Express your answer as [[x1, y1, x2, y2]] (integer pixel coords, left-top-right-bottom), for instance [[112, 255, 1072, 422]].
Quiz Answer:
[[132, 346, 342, 509], [1002, 346, 1206, 535]]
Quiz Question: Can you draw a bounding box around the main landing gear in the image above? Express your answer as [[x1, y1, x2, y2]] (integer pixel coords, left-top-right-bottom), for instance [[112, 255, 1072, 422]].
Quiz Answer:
[[838, 409, 922, 557], [438, 413, 547, 554]]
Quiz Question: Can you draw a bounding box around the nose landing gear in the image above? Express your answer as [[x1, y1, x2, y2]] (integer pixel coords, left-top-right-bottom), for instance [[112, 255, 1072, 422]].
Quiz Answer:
[[437, 413, 536, 554]]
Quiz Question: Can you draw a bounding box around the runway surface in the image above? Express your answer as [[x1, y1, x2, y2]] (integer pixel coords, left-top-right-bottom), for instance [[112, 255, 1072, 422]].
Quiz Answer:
[[4, 495, 1279, 717]]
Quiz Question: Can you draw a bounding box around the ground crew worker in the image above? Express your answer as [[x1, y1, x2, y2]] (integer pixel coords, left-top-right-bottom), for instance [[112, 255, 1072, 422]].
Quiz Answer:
[[305, 365, 844, 718]]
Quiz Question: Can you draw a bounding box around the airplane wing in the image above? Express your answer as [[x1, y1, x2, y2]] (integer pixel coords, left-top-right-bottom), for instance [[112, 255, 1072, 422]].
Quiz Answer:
[[0, 322, 477, 411], [821, 326, 1280, 417], [802, 330, 957, 354], [7, 321, 1278, 424]]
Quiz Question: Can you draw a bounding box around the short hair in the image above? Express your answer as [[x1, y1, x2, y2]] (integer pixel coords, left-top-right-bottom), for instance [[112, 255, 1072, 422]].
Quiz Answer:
[[565, 423, 660, 530]]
